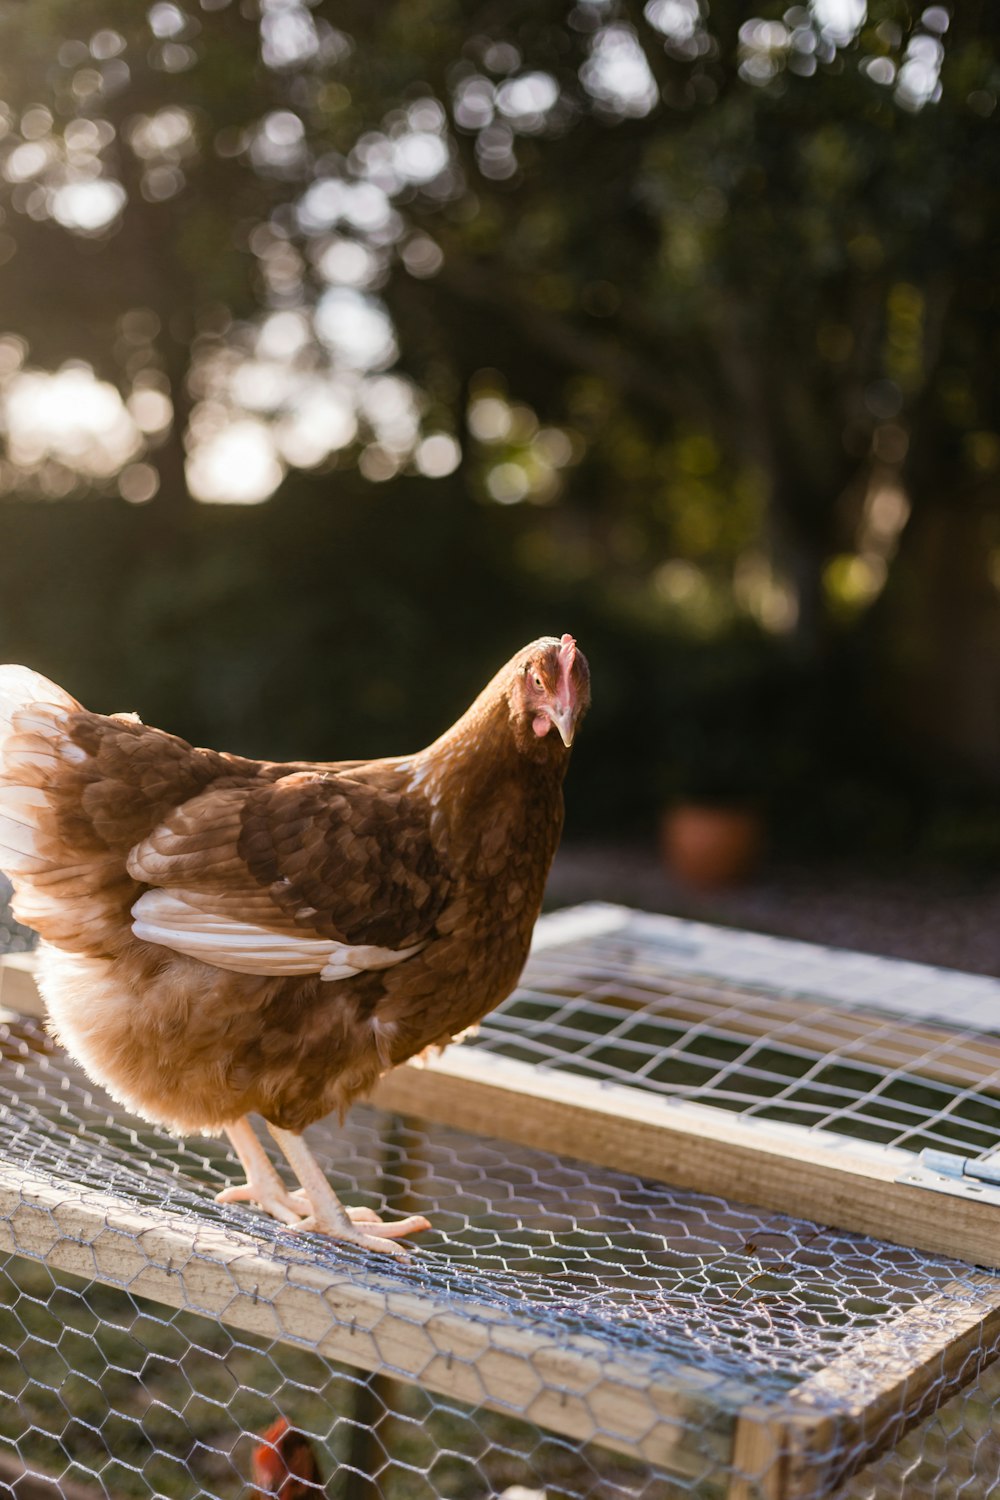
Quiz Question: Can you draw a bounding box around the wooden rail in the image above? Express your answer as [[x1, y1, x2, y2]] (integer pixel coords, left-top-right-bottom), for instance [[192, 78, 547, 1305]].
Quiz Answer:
[[372, 1046, 1000, 1272], [0, 1155, 746, 1485]]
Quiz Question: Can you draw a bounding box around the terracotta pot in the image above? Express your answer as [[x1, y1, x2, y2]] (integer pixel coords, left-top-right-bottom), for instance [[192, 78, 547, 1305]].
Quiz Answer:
[[660, 802, 763, 889]]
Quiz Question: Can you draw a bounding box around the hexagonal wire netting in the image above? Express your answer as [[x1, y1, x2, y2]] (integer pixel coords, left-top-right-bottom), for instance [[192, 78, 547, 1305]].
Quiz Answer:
[[0, 878, 1000, 1499]]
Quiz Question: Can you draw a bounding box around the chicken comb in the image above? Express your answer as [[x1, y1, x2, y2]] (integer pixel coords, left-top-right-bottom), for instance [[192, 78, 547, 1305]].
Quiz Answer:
[[252, 1416, 296, 1483], [556, 634, 578, 699], [258, 1415, 292, 1449], [252, 1415, 325, 1497]]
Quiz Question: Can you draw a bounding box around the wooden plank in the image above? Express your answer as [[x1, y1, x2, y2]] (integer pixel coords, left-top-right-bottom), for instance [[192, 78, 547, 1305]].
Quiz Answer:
[[790, 1272, 1000, 1495], [727, 1272, 1000, 1499], [0, 1157, 746, 1483], [371, 1048, 1000, 1271], [727, 1404, 789, 1500], [609, 905, 1000, 1033], [0, 955, 45, 1022]]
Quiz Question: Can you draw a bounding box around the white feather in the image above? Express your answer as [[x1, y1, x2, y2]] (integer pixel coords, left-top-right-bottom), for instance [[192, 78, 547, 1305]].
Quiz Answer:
[[130, 889, 424, 980], [0, 790, 55, 873], [0, 784, 49, 865], [3, 746, 63, 775], [0, 666, 83, 788], [321, 943, 424, 980], [0, 666, 79, 735], [0, 786, 48, 825], [10, 707, 69, 737], [0, 817, 48, 871]]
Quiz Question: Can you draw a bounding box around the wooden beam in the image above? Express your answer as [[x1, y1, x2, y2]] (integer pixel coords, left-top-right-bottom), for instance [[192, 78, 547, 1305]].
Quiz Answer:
[[371, 1048, 1000, 1271], [0, 954, 44, 1022], [565, 903, 1000, 1033], [728, 1273, 1000, 1499], [0, 1157, 746, 1484]]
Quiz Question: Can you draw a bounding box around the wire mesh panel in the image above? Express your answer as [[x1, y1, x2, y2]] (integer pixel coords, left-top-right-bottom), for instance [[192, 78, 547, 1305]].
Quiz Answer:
[[470, 904, 1000, 1157], [0, 903, 1000, 1498], [370, 904, 1000, 1270], [841, 1359, 1000, 1500]]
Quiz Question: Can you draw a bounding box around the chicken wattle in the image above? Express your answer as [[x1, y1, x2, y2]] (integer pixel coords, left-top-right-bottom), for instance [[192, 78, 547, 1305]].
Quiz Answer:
[[0, 636, 590, 1253]]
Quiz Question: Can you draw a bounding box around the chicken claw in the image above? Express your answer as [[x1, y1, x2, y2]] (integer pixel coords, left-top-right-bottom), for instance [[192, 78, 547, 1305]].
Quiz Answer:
[[214, 1179, 304, 1228], [289, 1204, 432, 1257], [269, 1123, 431, 1256], [283, 1187, 430, 1254], [219, 1118, 430, 1253]]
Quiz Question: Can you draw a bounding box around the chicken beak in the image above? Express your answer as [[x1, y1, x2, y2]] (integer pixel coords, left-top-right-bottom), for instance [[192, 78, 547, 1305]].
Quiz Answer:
[[548, 703, 576, 747]]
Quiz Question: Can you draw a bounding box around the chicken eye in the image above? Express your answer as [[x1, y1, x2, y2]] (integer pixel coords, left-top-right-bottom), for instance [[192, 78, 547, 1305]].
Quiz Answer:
[[533, 674, 544, 690]]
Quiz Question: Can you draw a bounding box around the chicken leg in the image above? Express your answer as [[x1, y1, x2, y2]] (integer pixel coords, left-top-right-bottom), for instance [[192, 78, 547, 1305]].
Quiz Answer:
[[215, 1116, 428, 1254], [215, 1117, 305, 1227], [268, 1124, 430, 1256]]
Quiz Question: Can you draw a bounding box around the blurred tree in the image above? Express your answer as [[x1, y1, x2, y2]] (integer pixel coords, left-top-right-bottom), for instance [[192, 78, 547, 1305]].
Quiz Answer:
[[0, 0, 997, 839], [0, 0, 281, 510]]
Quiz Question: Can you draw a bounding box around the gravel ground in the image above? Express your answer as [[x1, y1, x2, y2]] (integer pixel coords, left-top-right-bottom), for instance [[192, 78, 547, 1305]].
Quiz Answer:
[[546, 841, 1000, 977], [4, 850, 999, 976]]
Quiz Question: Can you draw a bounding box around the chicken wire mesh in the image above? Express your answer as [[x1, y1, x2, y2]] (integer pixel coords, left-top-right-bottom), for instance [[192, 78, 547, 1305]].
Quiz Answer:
[[0, 895, 998, 1497], [464, 903, 1000, 1160]]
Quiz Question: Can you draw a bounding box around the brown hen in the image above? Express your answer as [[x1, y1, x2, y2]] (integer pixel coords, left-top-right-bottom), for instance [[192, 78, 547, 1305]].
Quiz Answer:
[[0, 637, 589, 1252]]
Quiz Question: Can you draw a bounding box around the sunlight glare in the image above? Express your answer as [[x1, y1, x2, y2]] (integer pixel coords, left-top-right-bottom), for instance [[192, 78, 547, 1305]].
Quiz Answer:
[[4, 365, 141, 476], [315, 288, 397, 370], [186, 418, 284, 504], [50, 180, 127, 233]]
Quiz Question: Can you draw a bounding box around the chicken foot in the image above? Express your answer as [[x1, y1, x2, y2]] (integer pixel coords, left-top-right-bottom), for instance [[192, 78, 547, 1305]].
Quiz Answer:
[[268, 1124, 430, 1256]]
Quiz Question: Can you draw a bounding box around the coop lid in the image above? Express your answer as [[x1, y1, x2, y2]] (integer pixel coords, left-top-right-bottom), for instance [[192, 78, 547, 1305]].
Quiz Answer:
[[2, 910, 1000, 1499]]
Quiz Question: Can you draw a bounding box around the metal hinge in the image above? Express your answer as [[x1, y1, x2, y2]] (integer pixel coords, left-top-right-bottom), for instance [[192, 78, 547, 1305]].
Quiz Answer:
[[897, 1149, 1000, 1206]]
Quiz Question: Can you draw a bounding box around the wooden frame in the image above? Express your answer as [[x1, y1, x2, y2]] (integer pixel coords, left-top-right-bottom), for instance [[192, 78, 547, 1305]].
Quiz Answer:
[[0, 1156, 746, 1482], [4, 1145, 997, 1500], [3, 906, 1000, 1497], [534, 903, 1000, 1031], [728, 1274, 1000, 1499]]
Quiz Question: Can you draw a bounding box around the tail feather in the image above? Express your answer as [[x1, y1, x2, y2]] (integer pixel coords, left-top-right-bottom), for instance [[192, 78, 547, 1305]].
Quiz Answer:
[[0, 665, 228, 954], [0, 825, 49, 873], [0, 667, 83, 875], [0, 665, 80, 737], [0, 786, 48, 820]]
